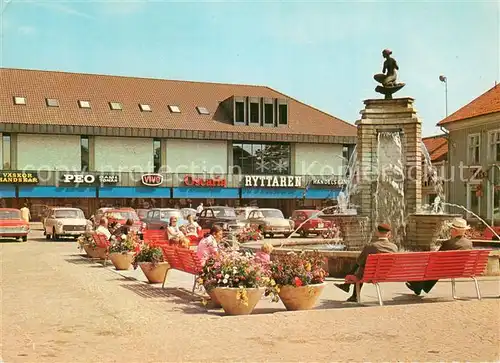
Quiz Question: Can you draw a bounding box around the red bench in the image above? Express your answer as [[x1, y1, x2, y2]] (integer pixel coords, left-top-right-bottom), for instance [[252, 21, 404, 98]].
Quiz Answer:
[[92, 233, 111, 266], [160, 245, 203, 292], [143, 230, 168, 246], [345, 250, 491, 306]]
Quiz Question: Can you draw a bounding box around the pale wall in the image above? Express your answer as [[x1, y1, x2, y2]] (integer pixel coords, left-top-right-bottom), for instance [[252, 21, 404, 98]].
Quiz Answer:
[[294, 143, 344, 175], [166, 139, 227, 173], [17, 134, 81, 170], [94, 137, 153, 172]]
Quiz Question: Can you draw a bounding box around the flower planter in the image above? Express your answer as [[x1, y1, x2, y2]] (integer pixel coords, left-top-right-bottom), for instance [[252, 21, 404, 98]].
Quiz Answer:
[[83, 245, 107, 259], [139, 262, 170, 283], [109, 252, 135, 270], [278, 282, 326, 311], [204, 286, 222, 308], [212, 287, 264, 315]]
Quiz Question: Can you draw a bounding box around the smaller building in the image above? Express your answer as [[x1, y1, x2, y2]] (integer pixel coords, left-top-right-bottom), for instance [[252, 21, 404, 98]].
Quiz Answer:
[[438, 84, 500, 225]]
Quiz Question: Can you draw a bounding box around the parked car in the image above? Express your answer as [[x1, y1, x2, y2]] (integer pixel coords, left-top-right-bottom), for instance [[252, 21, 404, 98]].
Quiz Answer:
[[102, 209, 145, 236], [197, 206, 245, 234], [44, 207, 87, 240], [143, 208, 186, 230], [0, 208, 30, 241], [291, 209, 332, 237], [245, 208, 294, 238], [180, 208, 197, 220], [235, 207, 258, 221]]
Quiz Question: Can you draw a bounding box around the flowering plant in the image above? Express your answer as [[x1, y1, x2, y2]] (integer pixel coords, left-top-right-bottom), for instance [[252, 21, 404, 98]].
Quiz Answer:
[[236, 226, 263, 243], [77, 232, 96, 250], [109, 231, 141, 254], [132, 244, 164, 269], [269, 251, 327, 287]]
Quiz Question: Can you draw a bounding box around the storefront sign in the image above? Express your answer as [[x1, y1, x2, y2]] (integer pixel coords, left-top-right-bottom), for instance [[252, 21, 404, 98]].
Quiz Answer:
[[0, 172, 39, 184], [244, 175, 302, 188], [184, 175, 226, 187], [61, 174, 119, 184], [142, 174, 163, 186], [311, 178, 347, 186]]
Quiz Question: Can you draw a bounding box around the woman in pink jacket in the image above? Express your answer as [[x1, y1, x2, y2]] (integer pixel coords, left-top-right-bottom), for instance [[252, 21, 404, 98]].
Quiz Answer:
[[196, 225, 223, 265]]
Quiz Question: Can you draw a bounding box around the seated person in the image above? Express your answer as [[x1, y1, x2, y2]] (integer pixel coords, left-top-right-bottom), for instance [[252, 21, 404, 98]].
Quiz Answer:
[[197, 225, 223, 265], [167, 216, 190, 248], [255, 242, 273, 265], [406, 217, 473, 296], [112, 219, 134, 239], [183, 214, 202, 237], [95, 217, 111, 240], [335, 223, 398, 302]]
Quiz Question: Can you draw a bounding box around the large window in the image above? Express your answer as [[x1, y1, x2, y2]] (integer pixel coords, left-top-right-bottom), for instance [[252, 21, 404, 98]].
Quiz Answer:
[[467, 183, 481, 218], [232, 142, 291, 175], [153, 139, 161, 173], [488, 130, 500, 162], [2, 134, 11, 170], [468, 133, 481, 164], [80, 136, 89, 171]]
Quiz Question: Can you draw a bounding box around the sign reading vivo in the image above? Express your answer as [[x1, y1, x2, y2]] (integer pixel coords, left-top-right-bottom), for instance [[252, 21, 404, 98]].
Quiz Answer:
[[141, 174, 163, 186]]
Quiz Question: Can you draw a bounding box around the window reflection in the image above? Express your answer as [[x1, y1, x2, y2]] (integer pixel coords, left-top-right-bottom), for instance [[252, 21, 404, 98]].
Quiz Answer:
[[80, 136, 89, 171], [232, 142, 290, 175], [2, 134, 11, 170], [153, 139, 161, 173]]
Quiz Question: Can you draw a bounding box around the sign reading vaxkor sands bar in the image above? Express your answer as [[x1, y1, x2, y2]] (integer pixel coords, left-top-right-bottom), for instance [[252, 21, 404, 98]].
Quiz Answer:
[[0, 172, 39, 184], [244, 175, 302, 188]]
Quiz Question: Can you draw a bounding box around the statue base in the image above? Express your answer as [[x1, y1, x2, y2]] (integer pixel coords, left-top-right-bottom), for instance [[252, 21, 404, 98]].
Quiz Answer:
[[375, 83, 405, 100]]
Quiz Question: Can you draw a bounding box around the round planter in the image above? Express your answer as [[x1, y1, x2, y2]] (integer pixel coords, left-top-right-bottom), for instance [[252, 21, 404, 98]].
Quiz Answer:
[[278, 282, 326, 311], [83, 245, 98, 258], [204, 286, 222, 308], [139, 262, 170, 283], [109, 252, 135, 270], [212, 287, 264, 315]]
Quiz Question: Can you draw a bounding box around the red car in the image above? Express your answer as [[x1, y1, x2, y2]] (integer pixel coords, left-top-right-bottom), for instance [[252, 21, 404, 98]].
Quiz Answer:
[[0, 208, 30, 242], [103, 209, 145, 235], [291, 209, 332, 237]]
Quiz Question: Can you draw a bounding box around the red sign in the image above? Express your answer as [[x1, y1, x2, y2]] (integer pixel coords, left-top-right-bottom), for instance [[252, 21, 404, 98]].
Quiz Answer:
[[142, 174, 163, 186], [184, 175, 226, 187]]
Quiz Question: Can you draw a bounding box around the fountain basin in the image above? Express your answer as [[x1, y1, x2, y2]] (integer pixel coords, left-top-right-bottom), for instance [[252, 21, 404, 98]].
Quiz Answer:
[[405, 213, 460, 251], [318, 215, 370, 251]]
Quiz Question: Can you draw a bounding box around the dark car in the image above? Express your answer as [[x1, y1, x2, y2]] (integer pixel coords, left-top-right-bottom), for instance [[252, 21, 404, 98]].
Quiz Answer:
[[197, 206, 245, 234], [143, 208, 186, 230], [291, 209, 332, 237]]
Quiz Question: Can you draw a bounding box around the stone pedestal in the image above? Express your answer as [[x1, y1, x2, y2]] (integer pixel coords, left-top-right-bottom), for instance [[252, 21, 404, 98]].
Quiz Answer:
[[355, 98, 422, 248], [319, 215, 370, 250], [406, 214, 459, 251]]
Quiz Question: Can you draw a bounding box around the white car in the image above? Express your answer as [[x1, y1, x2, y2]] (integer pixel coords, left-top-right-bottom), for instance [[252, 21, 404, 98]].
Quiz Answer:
[[44, 207, 87, 240]]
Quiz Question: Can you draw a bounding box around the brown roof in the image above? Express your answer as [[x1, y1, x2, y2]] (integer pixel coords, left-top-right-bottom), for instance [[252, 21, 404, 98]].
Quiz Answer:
[[0, 68, 356, 138], [422, 134, 448, 162], [438, 84, 500, 126]]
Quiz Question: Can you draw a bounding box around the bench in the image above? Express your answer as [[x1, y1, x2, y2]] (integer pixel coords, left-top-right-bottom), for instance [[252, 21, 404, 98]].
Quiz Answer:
[[345, 250, 491, 306], [160, 245, 203, 293], [92, 233, 111, 266], [143, 230, 168, 246]]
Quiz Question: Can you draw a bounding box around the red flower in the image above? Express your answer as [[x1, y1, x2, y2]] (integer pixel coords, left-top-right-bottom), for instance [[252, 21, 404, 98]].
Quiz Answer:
[[294, 277, 303, 287]]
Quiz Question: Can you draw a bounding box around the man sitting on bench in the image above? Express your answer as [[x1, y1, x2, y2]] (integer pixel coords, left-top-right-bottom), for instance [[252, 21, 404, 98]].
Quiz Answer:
[[335, 223, 398, 302], [406, 217, 473, 296]]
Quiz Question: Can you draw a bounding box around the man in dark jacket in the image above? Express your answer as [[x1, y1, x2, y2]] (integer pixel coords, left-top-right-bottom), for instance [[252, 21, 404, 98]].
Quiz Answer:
[[335, 223, 398, 302], [406, 217, 473, 295]]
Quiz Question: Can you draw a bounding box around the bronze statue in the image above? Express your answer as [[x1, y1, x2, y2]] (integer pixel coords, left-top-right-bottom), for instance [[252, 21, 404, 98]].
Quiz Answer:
[[374, 49, 405, 99]]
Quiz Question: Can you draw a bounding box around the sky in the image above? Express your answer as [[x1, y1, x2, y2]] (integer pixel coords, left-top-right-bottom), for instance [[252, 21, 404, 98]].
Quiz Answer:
[[1, 0, 499, 137]]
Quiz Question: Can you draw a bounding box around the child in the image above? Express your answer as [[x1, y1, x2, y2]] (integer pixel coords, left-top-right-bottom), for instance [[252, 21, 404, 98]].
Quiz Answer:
[[255, 242, 273, 265]]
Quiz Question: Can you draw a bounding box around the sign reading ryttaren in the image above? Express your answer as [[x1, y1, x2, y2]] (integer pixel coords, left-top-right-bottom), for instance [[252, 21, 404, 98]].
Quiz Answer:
[[244, 175, 302, 188], [61, 174, 119, 184]]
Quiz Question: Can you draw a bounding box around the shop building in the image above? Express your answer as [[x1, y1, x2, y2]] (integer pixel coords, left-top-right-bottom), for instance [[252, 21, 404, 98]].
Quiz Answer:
[[0, 68, 356, 218], [438, 84, 500, 225]]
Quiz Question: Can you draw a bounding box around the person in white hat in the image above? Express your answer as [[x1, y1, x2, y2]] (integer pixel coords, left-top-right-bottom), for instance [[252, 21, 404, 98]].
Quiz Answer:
[[406, 217, 473, 295]]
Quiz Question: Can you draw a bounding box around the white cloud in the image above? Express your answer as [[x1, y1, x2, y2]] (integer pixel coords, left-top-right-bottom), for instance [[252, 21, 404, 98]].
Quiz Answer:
[[33, 2, 94, 19], [18, 25, 37, 35]]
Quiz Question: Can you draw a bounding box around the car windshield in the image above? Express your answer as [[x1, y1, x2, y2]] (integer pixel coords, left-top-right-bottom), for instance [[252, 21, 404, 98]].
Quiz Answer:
[[181, 209, 196, 218], [0, 210, 21, 220], [54, 209, 84, 219], [213, 208, 236, 218], [235, 209, 248, 219], [105, 211, 139, 220], [160, 210, 182, 220], [137, 210, 148, 218], [261, 210, 284, 219]]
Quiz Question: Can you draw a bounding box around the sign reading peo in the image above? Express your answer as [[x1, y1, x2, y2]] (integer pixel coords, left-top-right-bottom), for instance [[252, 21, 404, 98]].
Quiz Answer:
[[0, 172, 39, 184], [244, 175, 302, 188], [61, 174, 119, 184], [142, 174, 163, 187], [184, 175, 226, 187]]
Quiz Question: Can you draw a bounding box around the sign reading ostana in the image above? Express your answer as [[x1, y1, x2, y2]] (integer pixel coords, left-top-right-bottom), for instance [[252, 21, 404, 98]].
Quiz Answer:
[[244, 175, 302, 188], [0, 172, 39, 184]]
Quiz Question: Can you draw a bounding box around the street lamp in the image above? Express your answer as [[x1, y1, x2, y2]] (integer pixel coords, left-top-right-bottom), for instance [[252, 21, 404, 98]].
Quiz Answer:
[[439, 75, 448, 117]]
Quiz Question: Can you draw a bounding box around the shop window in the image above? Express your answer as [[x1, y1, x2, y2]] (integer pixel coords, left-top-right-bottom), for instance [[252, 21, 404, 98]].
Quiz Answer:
[[81, 136, 89, 171], [488, 130, 500, 162], [468, 133, 480, 165], [2, 134, 11, 170], [232, 142, 290, 175], [153, 139, 161, 173]]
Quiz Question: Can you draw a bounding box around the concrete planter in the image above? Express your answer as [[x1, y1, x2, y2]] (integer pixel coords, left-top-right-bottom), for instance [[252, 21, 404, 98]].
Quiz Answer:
[[139, 262, 170, 283], [278, 282, 326, 311], [109, 252, 135, 270], [83, 245, 107, 259], [204, 286, 222, 308], [212, 287, 264, 315]]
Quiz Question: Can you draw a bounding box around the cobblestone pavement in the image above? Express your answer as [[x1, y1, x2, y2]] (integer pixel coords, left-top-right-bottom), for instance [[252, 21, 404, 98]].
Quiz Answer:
[[1, 230, 499, 362]]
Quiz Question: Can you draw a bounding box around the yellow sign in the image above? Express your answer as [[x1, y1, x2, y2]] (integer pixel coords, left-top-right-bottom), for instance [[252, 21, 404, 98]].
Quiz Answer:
[[0, 172, 39, 184]]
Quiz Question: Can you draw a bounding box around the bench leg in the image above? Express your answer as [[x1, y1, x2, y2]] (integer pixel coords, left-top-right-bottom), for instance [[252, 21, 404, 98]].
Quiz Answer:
[[472, 277, 481, 300], [161, 267, 169, 289], [375, 283, 383, 306], [451, 278, 457, 300], [355, 282, 361, 303], [192, 276, 197, 293]]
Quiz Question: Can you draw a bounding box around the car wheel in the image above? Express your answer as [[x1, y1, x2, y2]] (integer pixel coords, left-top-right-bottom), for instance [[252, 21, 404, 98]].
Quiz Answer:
[[22, 236, 28, 242], [52, 229, 58, 241], [300, 230, 308, 238], [268, 233, 274, 238], [284, 233, 291, 238]]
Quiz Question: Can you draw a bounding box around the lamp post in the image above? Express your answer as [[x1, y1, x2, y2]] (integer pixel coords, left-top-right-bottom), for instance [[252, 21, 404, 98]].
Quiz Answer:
[[439, 75, 448, 117]]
